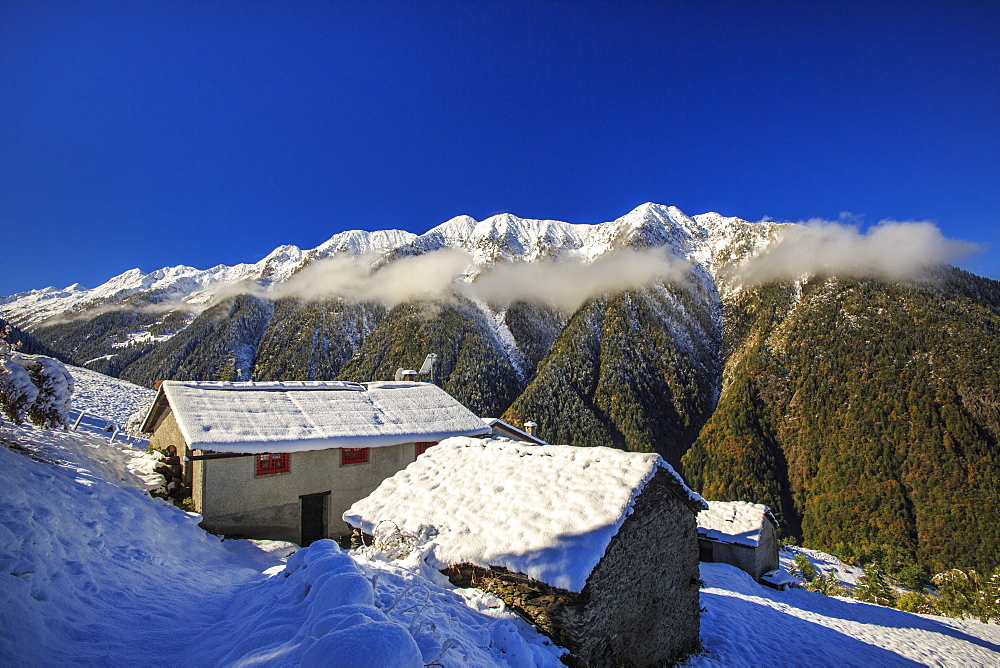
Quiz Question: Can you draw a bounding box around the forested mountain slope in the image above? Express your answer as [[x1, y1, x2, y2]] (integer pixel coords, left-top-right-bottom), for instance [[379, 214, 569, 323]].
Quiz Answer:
[[503, 282, 719, 470], [683, 269, 1000, 574], [336, 298, 528, 418]]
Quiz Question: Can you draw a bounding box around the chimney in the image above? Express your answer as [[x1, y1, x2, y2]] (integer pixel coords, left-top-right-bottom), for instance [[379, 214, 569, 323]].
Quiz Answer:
[[523, 421, 538, 438]]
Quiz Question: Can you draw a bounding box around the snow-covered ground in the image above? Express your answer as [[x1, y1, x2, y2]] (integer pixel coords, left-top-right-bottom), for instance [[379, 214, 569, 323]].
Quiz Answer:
[[0, 422, 286, 664], [65, 364, 156, 425], [2, 368, 999, 666], [0, 422, 562, 666], [695, 563, 1000, 666], [780, 543, 866, 588]]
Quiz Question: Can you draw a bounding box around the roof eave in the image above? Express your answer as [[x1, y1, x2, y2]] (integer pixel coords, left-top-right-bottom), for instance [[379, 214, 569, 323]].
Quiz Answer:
[[139, 386, 169, 434], [186, 426, 492, 455]]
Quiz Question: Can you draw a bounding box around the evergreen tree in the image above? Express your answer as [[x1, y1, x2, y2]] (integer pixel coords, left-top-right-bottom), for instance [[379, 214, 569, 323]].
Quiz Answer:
[[0, 327, 74, 427], [931, 568, 1000, 623], [19, 355, 75, 428], [0, 329, 37, 424], [856, 568, 896, 607], [807, 572, 845, 596], [794, 553, 816, 581]]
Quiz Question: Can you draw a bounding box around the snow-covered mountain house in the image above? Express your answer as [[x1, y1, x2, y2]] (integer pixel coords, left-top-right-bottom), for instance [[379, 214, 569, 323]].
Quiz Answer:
[[697, 500, 780, 580], [139, 380, 490, 545], [345, 437, 708, 666]]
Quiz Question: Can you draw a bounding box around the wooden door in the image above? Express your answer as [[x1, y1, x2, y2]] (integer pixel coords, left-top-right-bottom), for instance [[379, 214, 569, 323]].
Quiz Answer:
[[300, 492, 328, 546]]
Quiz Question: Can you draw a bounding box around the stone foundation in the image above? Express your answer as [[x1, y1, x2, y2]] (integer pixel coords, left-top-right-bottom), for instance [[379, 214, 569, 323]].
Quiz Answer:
[[442, 564, 580, 643]]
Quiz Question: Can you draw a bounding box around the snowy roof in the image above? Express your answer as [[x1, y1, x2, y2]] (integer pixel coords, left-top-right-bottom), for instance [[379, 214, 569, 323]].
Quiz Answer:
[[142, 380, 490, 453], [344, 437, 706, 593], [697, 501, 778, 548]]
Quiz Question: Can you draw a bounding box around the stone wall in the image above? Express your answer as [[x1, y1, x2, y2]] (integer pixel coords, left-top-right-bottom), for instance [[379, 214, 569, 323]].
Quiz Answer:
[[147, 411, 193, 497], [441, 564, 580, 643], [443, 470, 702, 665], [701, 519, 780, 580], [554, 470, 702, 665], [756, 518, 780, 577], [705, 540, 759, 579]]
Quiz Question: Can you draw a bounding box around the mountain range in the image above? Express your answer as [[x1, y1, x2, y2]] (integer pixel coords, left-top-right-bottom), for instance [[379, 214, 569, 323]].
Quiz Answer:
[[3, 203, 999, 578]]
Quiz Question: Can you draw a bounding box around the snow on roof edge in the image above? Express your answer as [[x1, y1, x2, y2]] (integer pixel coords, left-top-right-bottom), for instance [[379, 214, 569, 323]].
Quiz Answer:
[[655, 459, 708, 512], [188, 428, 492, 454], [481, 417, 549, 445], [139, 385, 168, 434], [161, 380, 367, 392]]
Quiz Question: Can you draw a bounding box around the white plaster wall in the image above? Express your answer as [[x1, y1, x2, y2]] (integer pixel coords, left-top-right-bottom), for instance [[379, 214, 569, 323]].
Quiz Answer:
[[198, 442, 417, 541]]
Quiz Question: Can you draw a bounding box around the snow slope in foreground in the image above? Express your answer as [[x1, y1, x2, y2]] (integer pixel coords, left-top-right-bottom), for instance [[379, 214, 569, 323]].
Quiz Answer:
[[0, 424, 287, 665], [0, 422, 562, 666]]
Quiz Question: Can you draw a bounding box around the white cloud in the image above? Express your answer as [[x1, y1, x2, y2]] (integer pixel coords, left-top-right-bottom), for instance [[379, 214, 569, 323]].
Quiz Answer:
[[272, 248, 474, 307], [732, 218, 979, 286], [463, 248, 693, 312], [270, 247, 692, 312]]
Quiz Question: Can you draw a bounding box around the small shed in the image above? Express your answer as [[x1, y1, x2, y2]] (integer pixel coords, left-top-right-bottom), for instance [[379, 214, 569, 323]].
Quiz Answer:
[[140, 380, 490, 545], [697, 500, 780, 580], [345, 437, 707, 665], [480, 417, 548, 444]]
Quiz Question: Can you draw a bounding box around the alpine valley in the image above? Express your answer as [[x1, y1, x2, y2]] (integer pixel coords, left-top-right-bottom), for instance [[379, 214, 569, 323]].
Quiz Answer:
[[4, 203, 999, 579]]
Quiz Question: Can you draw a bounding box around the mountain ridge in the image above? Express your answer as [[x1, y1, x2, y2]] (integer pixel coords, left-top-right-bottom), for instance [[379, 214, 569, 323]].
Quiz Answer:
[[0, 203, 777, 326]]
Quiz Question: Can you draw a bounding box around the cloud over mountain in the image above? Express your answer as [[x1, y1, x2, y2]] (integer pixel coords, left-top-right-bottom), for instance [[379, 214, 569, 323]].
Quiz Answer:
[[731, 219, 979, 286], [273, 249, 473, 307], [463, 248, 693, 312], [271, 247, 693, 312]]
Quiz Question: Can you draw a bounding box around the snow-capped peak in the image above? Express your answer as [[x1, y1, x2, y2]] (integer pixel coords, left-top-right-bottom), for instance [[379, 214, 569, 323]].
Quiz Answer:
[[1, 204, 774, 326], [432, 214, 479, 239]]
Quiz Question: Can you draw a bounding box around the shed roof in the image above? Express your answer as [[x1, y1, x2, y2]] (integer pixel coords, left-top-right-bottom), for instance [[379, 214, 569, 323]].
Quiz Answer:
[[697, 500, 778, 547], [140, 380, 490, 453], [344, 437, 706, 592], [480, 417, 548, 445]]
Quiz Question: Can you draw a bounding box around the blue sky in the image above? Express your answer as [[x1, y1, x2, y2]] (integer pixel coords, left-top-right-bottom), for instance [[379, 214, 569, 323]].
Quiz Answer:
[[2, 0, 998, 295]]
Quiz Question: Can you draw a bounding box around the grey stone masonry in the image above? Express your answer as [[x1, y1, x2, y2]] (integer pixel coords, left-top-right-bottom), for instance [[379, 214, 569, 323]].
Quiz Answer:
[[444, 469, 702, 665]]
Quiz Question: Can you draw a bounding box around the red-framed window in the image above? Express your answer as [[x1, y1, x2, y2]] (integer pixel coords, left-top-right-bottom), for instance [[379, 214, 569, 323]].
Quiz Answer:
[[256, 453, 290, 476], [341, 447, 369, 466], [415, 441, 438, 457]]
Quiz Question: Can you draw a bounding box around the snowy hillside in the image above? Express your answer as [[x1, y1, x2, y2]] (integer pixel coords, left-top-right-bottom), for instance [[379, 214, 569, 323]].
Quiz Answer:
[[0, 422, 564, 667], [695, 563, 1000, 666], [2, 370, 999, 666], [65, 364, 156, 424]]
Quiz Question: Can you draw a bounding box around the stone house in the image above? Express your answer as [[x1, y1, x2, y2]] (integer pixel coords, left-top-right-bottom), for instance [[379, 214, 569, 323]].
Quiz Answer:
[[345, 437, 707, 665], [697, 500, 780, 580], [140, 380, 489, 545]]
